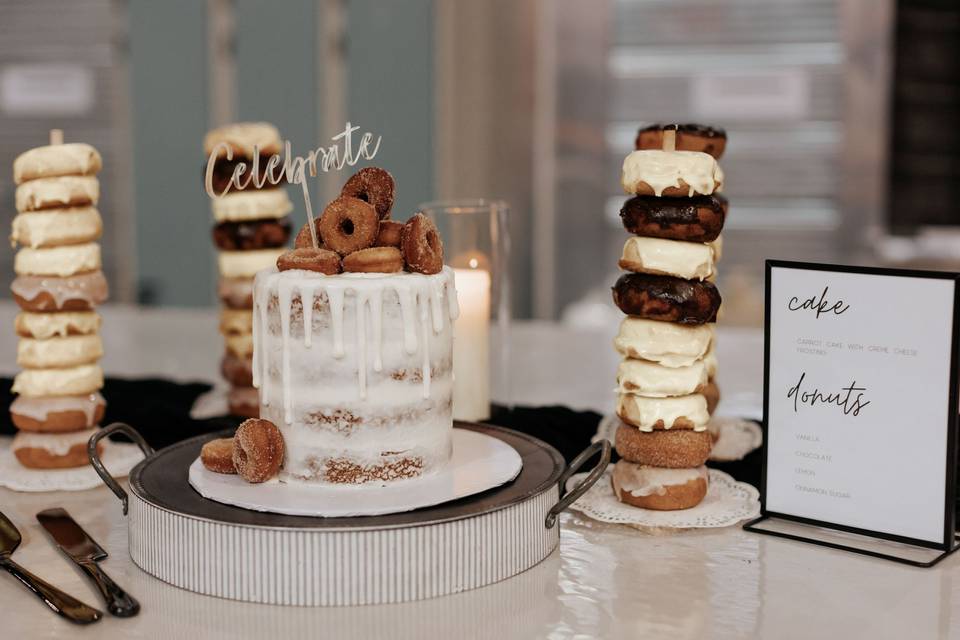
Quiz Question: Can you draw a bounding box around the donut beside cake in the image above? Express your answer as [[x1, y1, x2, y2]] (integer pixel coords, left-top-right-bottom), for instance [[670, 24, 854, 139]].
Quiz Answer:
[[9, 133, 108, 468], [608, 124, 729, 510]]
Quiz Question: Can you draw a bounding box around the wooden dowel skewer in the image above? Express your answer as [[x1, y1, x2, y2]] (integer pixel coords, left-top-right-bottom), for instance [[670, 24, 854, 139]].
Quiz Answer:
[[49, 129, 63, 145], [662, 128, 676, 152]]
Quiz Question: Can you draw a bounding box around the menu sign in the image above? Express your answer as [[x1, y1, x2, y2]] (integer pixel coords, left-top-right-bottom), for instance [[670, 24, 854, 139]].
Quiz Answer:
[[761, 261, 959, 549]]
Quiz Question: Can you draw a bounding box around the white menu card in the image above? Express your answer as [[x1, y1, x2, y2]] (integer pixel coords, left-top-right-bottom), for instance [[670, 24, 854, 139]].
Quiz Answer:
[[764, 261, 959, 547]]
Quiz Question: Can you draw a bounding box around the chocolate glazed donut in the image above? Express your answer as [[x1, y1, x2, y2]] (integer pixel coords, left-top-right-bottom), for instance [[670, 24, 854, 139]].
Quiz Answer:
[[620, 194, 727, 243], [206, 154, 287, 194], [613, 273, 720, 325], [635, 123, 727, 158], [212, 218, 292, 250]]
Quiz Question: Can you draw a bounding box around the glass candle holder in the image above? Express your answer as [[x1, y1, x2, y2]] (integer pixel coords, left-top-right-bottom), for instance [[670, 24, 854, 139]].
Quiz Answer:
[[417, 199, 510, 422]]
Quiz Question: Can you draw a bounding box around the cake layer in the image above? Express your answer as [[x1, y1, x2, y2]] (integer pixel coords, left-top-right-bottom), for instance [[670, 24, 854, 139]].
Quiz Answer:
[[253, 267, 459, 484]]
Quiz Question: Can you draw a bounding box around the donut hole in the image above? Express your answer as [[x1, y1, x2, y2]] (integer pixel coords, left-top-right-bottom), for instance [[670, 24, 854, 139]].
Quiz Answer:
[[340, 218, 355, 236], [355, 190, 370, 203], [236, 446, 248, 466]]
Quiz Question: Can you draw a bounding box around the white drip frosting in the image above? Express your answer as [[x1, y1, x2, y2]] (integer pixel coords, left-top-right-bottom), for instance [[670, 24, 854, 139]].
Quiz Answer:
[[612, 461, 708, 497], [252, 266, 459, 484], [621, 149, 723, 197], [12, 427, 100, 456]]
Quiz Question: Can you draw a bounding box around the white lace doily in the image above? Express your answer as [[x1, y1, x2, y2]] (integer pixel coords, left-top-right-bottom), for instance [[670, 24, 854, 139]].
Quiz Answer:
[[0, 436, 145, 492], [593, 414, 762, 462], [566, 465, 760, 530]]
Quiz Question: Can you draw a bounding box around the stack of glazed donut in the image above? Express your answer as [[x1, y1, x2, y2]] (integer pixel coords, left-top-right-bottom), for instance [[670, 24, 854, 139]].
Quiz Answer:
[[610, 123, 728, 510], [204, 123, 293, 418], [275, 166, 444, 276], [9, 133, 109, 469]]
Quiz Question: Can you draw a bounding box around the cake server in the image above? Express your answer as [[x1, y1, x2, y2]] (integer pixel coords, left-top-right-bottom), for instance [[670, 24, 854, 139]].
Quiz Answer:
[[36, 507, 140, 617], [0, 509, 102, 624]]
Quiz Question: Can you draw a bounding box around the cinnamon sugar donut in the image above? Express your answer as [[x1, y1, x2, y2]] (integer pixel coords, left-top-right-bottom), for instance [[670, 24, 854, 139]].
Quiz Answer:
[[342, 247, 404, 273], [611, 460, 709, 510], [233, 418, 284, 483], [614, 423, 712, 468], [375, 220, 403, 248], [319, 196, 379, 255], [401, 213, 444, 275], [276, 247, 342, 274], [635, 123, 727, 159], [294, 218, 324, 249], [341, 167, 396, 220], [620, 194, 727, 243], [613, 273, 720, 325], [201, 437, 237, 474]]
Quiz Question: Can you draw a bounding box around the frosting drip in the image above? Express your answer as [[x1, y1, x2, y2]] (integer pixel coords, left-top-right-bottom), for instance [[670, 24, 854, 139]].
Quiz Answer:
[[253, 266, 459, 424], [11, 271, 109, 307], [10, 392, 105, 426]]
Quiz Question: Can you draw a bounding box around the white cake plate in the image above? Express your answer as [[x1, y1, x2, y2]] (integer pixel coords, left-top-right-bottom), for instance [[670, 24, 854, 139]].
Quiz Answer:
[[188, 428, 523, 517]]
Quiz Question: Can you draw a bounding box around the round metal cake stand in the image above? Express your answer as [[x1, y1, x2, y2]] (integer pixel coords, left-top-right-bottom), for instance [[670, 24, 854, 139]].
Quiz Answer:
[[89, 422, 609, 607]]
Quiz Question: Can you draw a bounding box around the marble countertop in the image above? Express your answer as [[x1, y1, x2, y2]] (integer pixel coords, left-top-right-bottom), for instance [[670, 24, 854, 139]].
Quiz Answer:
[[1, 304, 953, 639]]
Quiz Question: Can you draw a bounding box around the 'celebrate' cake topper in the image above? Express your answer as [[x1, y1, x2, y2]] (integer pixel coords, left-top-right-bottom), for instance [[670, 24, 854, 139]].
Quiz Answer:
[[204, 122, 381, 247]]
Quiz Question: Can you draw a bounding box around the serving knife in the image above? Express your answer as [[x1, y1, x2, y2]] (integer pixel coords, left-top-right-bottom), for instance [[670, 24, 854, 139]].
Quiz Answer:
[[0, 509, 102, 624], [37, 508, 140, 617]]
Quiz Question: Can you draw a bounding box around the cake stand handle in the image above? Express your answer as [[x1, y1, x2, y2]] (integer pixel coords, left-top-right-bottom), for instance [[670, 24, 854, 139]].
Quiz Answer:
[[88, 423, 155, 516], [544, 440, 611, 528]]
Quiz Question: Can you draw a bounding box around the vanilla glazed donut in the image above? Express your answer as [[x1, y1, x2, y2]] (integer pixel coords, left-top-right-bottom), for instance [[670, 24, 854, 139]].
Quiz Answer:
[[702, 379, 721, 415], [218, 248, 286, 278], [11, 271, 109, 312], [15, 311, 101, 339], [11, 392, 106, 433], [621, 150, 723, 197], [15, 176, 99, 212], [619, 194, 727, 243], [11, 207, 103, 248], [614, 317, 714, 367], [614, 422, 712, 468], [15, 243, 100, 278], [225, 334, 254, 359], [211, 190, 293, 222], [613, 273, 721, 325], [12, 427, 103, 469], [619, 236, 715, 281], [12, 364, 104, 398], [611, 460, 709, 510], [204, 122, 283, 159], [616, 358, 708, 398], [14, 143, 102, 184], [616, 393, 710, 432], [219, 308, 253, 336], [17, 334, 103, 369], [635, 123, 727, 159]]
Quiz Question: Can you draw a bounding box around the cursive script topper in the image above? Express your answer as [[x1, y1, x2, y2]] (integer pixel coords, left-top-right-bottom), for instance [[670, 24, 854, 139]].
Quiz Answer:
[[204, 122, 382, 247]]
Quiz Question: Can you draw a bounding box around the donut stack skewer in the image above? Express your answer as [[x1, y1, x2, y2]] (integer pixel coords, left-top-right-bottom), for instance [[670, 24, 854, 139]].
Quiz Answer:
[[9, 130, 109, 469], [204, 123, 293, 418], [611, 124, 728, 510]]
